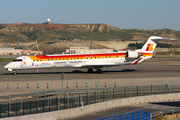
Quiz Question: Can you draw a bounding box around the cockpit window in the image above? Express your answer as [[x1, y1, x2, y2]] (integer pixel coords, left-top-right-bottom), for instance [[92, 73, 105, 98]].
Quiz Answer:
[[12, 59, 22, 62]]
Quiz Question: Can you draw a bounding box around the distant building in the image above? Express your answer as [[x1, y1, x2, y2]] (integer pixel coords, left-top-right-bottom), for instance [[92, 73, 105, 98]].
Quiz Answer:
[[22, 50, 31, 55], [66, 47, 113, 54], [0, 48, 43, 55], [0, 48, 22, 55], [30, 51, 43, 55]]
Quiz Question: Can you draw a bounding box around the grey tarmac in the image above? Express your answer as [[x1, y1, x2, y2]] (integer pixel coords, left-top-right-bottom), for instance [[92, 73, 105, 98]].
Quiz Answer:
[[1, 62, 180, 81]]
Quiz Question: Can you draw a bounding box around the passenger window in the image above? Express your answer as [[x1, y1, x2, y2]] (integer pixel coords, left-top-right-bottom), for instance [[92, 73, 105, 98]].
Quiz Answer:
[[86, 57, 88, 59], [91, 57, 93, 59]]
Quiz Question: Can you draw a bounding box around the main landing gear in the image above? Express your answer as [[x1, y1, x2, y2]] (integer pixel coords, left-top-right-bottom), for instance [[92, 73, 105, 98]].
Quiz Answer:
[[96, 69, 102, 73], [87, 68, 102, 73], [88, 68, 93, 73]]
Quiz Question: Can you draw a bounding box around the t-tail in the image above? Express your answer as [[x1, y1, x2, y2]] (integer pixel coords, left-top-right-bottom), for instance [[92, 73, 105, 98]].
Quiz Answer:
[[132, 36, 175, 65], [140, 36, 158, 53]]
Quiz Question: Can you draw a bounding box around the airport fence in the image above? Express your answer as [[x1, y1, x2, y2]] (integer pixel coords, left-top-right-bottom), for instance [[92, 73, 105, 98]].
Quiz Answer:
[[0, 84, 178, 118], [0, 79, 178, 95], [0, 81, 119, 93]]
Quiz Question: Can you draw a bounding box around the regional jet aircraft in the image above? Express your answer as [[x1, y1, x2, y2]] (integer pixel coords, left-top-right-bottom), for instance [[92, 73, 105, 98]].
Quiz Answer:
[[4, 36, 174, 75]]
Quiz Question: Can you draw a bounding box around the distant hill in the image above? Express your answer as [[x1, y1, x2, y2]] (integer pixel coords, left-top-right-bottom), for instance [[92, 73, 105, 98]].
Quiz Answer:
[[0, 23, 180, 43]]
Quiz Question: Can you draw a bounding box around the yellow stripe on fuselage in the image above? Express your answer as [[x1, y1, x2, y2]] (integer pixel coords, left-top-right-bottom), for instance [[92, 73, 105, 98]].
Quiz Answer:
[[142, 53, 153, 57], [28, 55, 125, 61]]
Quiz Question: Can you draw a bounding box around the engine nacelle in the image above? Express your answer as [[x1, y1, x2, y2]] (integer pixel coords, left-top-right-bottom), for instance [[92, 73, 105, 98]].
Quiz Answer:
[[125, 51, 141, 59]]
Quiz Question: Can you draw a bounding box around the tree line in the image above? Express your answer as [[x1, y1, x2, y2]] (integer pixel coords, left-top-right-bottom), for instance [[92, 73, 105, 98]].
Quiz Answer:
[[128, 42, 179, 49]]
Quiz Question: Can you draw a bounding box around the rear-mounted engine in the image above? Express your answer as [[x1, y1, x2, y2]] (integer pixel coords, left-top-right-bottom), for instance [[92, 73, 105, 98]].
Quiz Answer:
[[125, 51, 141, 59]]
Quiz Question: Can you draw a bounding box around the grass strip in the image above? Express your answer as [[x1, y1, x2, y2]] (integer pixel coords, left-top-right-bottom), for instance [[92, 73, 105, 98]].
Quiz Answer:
[[0, 58, 15, 62]]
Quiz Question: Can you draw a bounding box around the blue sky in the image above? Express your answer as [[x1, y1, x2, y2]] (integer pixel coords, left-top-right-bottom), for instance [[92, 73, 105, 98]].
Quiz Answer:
[[0, 0, 180, 30]]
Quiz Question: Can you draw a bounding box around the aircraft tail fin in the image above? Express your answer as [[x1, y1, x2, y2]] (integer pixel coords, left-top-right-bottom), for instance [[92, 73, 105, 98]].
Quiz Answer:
[[132, 36, 175, 65], [138, 36, 175, 53]]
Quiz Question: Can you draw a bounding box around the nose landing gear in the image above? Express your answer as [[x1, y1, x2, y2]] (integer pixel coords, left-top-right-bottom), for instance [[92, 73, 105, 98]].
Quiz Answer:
[[13, 70, 17, 75]]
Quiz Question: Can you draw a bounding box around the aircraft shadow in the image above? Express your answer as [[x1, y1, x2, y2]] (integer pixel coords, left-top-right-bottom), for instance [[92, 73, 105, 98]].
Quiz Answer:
[[151, 101, 180, 107], [104, 69, 136, 72], [2, 69, 137, 75]]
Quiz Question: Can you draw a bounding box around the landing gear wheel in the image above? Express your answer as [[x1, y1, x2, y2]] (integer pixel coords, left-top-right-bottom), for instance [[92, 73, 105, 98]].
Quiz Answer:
[[96, 69, 102, 74], [88, 68, 93, 73], [13, 70, 17, 75]]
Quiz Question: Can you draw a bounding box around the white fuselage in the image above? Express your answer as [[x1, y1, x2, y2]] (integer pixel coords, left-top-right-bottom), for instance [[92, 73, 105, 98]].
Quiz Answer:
[[4, 51, 137, 71]]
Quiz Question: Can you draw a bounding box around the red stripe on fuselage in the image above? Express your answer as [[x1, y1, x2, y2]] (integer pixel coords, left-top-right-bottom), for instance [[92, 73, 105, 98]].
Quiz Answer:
[[35, 53, 126, 59]]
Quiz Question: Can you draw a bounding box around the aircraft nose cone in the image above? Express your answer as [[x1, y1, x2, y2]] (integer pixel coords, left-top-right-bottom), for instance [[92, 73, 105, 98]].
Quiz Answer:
[[4, 65, 7, 68], [4, 64, 10, 69]]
